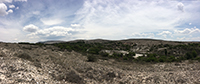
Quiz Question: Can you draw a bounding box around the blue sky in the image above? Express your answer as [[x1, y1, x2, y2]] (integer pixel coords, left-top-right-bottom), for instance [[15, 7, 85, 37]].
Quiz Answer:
[[0, 0, 200, 42]]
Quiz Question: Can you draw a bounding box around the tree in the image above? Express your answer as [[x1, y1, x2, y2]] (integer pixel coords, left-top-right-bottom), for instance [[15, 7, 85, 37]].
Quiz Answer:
[[192, 50, 197, 58], [185, 52, 192, 59], [164, 49, 167, 56], [185, 50, 197, 60]]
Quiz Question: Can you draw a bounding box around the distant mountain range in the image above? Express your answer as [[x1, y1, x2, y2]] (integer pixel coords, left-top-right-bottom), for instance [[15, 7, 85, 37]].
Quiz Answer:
[[37, 40, 67, 44], [38, 38, 200, 44]]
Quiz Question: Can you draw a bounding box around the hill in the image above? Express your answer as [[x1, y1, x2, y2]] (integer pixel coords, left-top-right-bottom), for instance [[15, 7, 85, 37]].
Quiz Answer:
[[0, 39, 200, 83]]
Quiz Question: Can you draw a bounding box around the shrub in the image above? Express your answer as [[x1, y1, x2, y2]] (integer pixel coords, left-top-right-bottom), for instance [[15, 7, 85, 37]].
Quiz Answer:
[[137, 56, 146, 61], [185, 52, 192, 59], [18, 53, 33, 62], [88, 47, 100, 54], [185, 50, 197, 60], [164, 44, 170, 47], [100, 52, 109, 57], [87, 55, 97, 62], [18, 42, 31, 44], [113, 52, 122, 57], [195, 57, 200, 62], [192, 50, 197, 58], [167, 56, 176, 62], [145, 56, 158, 62], [158, 56, 167, 62], [165, 49, 167, 56], [129, 52, 136, 56], [147, 53, 157, 57], [108, 55, 114, 58], [178, 56, 186, 61], [123, 56, 129, 60]]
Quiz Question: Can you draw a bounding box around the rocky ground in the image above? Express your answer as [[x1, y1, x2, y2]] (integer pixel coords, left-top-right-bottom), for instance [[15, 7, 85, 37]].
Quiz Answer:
[[0, 42, 200, 84]]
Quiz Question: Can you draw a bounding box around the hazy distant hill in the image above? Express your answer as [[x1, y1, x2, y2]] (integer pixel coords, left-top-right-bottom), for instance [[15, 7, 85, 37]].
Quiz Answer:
[[38, 40, 66, 44]]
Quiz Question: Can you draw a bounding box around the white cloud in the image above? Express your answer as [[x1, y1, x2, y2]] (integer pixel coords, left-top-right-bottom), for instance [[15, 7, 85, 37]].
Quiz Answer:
[[177, 37, 185, 40], [71, 24, 80, 27], [7, 9, 13, 13], [9, 4, 15, 8], [0, 0, 12, 3], [0, 3, 8, 16], [132, 32, 154, 38], [157, 31, 172, 38], [23, 24, 39, 32], [28, 26, 76, 39], [32, 11, 40, 15], [74, 0, 188, 39], [40, 18, 63, 26], [189, 23, 192, 25], [0, 26, 24, 42], [14, 0, 27, 2], [0, 3, 15, 16], [15, 7, 19, 9], [158, 31, 172, 35], [177, 2, 184, 12], [175, 28, 200, 34]]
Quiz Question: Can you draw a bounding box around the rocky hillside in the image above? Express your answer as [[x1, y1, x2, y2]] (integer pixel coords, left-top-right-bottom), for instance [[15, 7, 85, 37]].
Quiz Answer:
[[0, 39, 200, 84]]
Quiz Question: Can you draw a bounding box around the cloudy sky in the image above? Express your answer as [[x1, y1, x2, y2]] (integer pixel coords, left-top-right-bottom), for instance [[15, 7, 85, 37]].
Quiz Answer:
[[0, 0, 200, 42]]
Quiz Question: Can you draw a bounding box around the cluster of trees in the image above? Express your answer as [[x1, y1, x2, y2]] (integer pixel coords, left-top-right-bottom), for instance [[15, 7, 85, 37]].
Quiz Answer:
[[18, 42, 45, 47], [155, 43, 200, 50], [54, 42, 103, 54], [53, 41, 132, 55], [99, 52, 136, 61], [185, 50, 197, 59], [135, 50, 200, 63], [135, 54, 177, 63]]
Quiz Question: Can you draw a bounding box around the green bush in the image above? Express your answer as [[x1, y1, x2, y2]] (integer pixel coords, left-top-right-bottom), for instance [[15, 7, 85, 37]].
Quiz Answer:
[[164, 49, 167, 56], [88, 47, 100, 54], [158, 56, 167, 62], [167, 56, 176, 62], [129, 52, 135, 56], [195, 57, 200, 62], [113, 52, 122, 57], [177, 56, 186, 61], [100, 52, 109, 57], [137, 56, 146, 61], [145, 56, 158, 62], [108, 55, 114, 58], [185, 52, 192, 59], [123, 56, 129, 60], [192, 50, 197, 58], [147, 53, 157, 57], [185, 50, 197, 60]]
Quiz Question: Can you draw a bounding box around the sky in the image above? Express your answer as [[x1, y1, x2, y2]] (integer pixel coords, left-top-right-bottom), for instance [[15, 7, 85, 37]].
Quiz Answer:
[[0, 0, 200, 42]]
